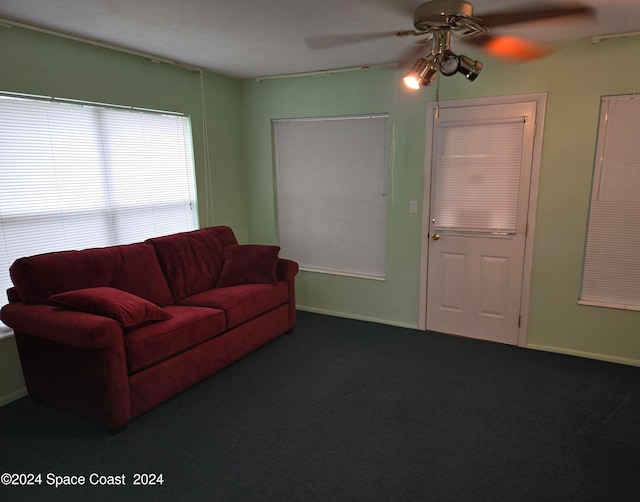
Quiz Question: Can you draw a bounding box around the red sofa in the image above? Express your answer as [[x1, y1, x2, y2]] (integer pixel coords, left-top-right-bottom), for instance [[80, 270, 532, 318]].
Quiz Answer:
[[0, 226, 298, 432]]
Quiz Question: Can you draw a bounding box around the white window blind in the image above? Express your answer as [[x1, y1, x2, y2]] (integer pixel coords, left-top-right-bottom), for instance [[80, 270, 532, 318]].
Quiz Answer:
[[432, 118, 525, 234], [0, 93, 198, 326], [273, 115, 388, 280], [580, 95, 640, 310]]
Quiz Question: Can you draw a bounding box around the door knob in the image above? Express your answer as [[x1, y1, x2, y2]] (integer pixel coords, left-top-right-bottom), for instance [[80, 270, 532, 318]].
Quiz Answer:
[[431, 233, 440, 240]]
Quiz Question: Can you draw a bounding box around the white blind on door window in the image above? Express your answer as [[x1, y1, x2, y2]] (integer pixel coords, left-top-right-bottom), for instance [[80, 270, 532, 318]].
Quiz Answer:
[[273, 115, 388, 280], [580, 95, 640, 310], [0, 93, 198, 328], [432, 118, 525, 234]]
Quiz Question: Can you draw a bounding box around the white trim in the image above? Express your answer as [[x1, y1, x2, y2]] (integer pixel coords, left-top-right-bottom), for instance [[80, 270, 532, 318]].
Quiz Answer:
[[0, 329, 14, 341], [256, 63, 397, 82], [578, 300, 640, 312], [0, 91, 186, 117], [418, 93, 547, 350], [418, 104, 436, 331], [273, 114, 388, 124], [297, 306, 417, 330], [299, 267, 386, 282], [527, 343, 640, 368], [592, 31, 640, 44], [0, 17, 202, 72], [579, 94, 640, 308], [519, 93, 546, 347], [0, 387, 28, 407]]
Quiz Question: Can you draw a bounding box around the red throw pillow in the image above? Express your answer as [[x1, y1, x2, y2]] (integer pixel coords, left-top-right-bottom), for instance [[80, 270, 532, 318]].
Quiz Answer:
[[216, 245, 280, 287], [48, 287, 172, 328]]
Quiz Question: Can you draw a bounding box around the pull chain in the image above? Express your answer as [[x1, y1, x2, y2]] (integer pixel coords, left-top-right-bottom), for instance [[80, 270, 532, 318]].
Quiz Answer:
[[435, 74, 441, 119]]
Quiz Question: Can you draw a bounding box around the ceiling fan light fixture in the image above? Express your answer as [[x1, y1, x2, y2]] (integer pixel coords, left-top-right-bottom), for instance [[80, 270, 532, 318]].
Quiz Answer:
[[403, 58, 429, 89], [422, 62, 440, 87], [456, 55, 483, 81], [403, 58, 439, 89], [310, 0, 596, 91]]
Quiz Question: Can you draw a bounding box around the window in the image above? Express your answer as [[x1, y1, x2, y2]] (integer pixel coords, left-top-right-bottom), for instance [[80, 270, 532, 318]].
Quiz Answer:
[[0, 93, 198, 330], [273, 115, 388, 280], [580, 94, 640, 310]]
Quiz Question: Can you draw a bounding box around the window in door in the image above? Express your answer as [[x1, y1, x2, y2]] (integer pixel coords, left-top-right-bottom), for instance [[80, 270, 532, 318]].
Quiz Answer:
[[432, 117, 526, 234]]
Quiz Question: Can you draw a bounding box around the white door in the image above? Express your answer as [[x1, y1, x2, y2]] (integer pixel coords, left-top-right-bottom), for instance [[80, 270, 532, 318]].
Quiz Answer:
[[424, 99, 539, 345]]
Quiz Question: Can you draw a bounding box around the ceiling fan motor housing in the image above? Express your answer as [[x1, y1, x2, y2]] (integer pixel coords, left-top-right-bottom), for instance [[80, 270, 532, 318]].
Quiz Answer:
[[414, 0, 473, 28], [413, 0, 488, 38]]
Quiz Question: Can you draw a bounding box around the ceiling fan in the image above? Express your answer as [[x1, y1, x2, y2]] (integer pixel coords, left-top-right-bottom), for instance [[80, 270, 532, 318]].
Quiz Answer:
[[305, 0, 596, 89]]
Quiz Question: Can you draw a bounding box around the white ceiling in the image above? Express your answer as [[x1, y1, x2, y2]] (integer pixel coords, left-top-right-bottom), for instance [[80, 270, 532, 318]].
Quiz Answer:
[[1, 0, 639, 79]]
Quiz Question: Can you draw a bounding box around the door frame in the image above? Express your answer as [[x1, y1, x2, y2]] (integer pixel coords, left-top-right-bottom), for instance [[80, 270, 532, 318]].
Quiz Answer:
[[418, 93, 547, 347]]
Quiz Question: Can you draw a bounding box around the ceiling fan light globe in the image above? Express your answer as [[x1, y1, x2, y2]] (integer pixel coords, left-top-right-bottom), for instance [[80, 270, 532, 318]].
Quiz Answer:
[[439, 52, 460, 76]]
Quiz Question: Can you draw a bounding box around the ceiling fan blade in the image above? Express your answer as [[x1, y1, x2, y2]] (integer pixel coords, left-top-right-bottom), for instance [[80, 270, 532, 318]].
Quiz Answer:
[[305, 30, 404, 50], [357, 0, 416, 19], [479, 3, 596, 28], [468, 34, 555, 63]]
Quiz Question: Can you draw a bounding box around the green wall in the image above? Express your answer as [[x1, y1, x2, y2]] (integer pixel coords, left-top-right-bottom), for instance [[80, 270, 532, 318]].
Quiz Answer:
[[0, 24, 248, 236], [2, 24, 640, 406], [0, 337, 25, 406], [241, 68, 424, 327], [241, 36, 640, 365], [0, 25, 247, 402]]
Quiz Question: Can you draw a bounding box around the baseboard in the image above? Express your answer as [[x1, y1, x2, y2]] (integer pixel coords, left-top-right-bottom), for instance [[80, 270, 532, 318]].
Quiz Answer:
[[527, 343, 640, 367], [0, 387, 28, 407], [295, 311, 640, 367], [296, 306, 418, 330]]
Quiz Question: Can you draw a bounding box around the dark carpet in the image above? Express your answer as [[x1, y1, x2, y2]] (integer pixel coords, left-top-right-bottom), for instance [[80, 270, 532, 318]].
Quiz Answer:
[[1, 311, 639, 501]]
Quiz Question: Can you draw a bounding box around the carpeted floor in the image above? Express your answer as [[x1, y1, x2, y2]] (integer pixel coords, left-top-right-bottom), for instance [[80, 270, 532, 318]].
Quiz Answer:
[[1, 311, 639, 501]]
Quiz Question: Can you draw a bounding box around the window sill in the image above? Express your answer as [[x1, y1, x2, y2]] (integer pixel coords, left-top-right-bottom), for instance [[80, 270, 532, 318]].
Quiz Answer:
[[578, 299, 640, 312], [300, 266, 386, 282], [0, 326, 14, 341]]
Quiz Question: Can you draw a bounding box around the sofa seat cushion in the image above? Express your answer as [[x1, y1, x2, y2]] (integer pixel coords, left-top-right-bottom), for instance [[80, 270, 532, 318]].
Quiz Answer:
[[124, 305, 226, 373], [178, 282, 289, 329]]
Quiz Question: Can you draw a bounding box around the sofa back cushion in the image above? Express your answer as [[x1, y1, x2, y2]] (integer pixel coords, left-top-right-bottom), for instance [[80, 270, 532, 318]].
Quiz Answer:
[[147, 227, 237, 302], [216, 245, 280, 287], [10, 242, 174, 306], [211, 225, 239, 248]]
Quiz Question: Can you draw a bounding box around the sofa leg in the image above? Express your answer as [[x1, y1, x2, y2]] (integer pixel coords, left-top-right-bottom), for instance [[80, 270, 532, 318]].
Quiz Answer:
[[30, 394, 45, 405], [107, 424, 127, 435]]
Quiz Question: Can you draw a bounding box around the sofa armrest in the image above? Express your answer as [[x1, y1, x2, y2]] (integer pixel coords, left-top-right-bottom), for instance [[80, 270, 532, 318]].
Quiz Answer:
[[1, 301, 132, 431], [1, 302, 123, 349], [277, 258, 299, 282], [276, 258, 298, 330]]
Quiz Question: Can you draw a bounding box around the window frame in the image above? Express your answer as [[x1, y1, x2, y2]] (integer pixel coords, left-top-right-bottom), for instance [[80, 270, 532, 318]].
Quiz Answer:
[[272, 113, 389, 281], [579, 93, 640, 311], [0, 91, 199, 335]]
